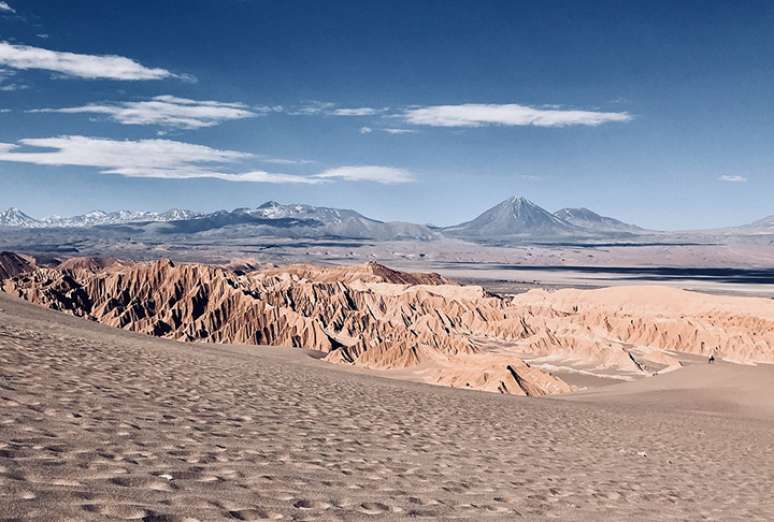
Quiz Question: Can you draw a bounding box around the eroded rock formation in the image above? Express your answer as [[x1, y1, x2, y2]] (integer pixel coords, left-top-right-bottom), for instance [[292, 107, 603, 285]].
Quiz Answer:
[[0, 251, 35, 280], [5, 256, 773, 396], [513, 287, 774, 366], [2, 258, 569, 396]]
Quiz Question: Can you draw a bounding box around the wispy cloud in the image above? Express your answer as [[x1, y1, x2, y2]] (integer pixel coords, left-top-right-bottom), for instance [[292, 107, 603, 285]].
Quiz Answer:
[[288, 100, 629, 131], [256, 156, 316, 166], [330, 107, 381, 116], [402, 103, 631, 127], [32, 95, 260, 129], [0, 82, 26, 91], [313, 166, 415, 184], [359, 126, 417, 135], [381, 128, 418, 135], [0, 136, 411, 184], [718, 174, 748, 183], [289, 101, 385, 117], [0, 2, 14, 13], [285, 101, 337, 116], [0, 41, 186, 80], [0, 67, 27, 91], [0, 136, 251, 179]]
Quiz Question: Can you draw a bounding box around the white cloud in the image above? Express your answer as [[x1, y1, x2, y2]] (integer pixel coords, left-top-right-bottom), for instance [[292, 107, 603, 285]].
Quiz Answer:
[[0, 41, 182, 80], [287, 100, 628, 130], [0, 2, 14, 13], [104, 166, 321, 184], [257, 156, 316, 166], [0, 67, 27, 91], [288, 101, 385, 118], [718, 175, 747, 183], [314, 166, 415, 184], [286, 101, 337, 116], [0, 136, 250, 177], [0, 136, 410, 184], [331, 107, 380, 116], [0, 82, 26, 91], [402, 103, 631, 127], [359, 126, 417, 135], [32, 95, 260, 129], [222, 171, 321, 184], [381, 128, 418, 135]]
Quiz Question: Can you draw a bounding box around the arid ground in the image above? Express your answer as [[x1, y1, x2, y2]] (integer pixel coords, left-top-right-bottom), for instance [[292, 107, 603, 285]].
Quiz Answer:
[[2, 292, 774, 521]]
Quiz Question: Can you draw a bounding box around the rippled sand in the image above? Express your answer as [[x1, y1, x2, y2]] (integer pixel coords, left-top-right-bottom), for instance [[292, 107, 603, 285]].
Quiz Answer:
[[2, 292, 774, 521]]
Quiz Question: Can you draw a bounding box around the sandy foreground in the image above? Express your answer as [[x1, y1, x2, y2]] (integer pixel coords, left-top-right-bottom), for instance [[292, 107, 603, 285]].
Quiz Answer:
[[2, 293, 774, 521]]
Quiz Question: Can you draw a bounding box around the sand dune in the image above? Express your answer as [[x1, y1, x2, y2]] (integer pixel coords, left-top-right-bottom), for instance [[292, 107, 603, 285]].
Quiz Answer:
[[2, 292, 774, 520]]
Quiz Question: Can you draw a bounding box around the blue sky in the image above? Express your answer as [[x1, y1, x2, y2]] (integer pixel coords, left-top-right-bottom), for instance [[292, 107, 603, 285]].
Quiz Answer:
[[0, 0, 772, 229]]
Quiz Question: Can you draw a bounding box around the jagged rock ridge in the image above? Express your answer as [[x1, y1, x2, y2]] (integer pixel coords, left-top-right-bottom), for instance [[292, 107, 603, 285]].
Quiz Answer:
[[0, 251, 36, 280], [5, 257, 774, 395], [1, 258, 569, 396]]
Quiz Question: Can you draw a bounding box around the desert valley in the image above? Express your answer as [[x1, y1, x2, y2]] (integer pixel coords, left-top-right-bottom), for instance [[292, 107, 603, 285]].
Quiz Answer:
[[3, 1, 774, 520], [3, 244, 774, 520], [3, 196, 774, 520]]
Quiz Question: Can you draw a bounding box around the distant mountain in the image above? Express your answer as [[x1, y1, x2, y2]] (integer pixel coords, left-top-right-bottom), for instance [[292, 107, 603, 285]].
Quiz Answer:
[[0, 203, 435, 240], [0, 208, 40, 228], [747, 215, 774, 230], [553, 207, 644, 234], [721, 214, 774, 236], [0, 208, 203, 229], [444, 196, 578, 239], [153, 201, 437, 241], [248, 201, 435, 240], [41, 208, 203, 228]]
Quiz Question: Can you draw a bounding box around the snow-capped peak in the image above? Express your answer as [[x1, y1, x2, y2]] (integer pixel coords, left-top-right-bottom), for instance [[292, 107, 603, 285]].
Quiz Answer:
[[0, 208, 40, 227]]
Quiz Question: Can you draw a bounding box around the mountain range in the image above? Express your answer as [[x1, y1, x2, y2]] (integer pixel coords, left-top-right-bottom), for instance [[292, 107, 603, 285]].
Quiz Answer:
[[2, 197, 772, 242], [0, 207, 202, 228], [0, 201, 437, 241]]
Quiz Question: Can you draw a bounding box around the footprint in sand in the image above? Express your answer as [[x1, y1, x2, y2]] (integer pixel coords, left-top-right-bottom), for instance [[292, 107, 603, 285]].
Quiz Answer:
[[83, 504, 148, 520], [292, 499, 331, 510], [358, 502, 390, 515], [142, 513, 201, 522], [228, 509, 283, 520]]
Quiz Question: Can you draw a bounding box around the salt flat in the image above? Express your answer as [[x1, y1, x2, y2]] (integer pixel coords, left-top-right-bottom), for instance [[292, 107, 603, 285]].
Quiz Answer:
[[2, 292, 774, 521]]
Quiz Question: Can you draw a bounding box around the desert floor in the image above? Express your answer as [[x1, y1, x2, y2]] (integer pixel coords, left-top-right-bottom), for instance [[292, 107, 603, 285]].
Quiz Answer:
[[2, 292, 774, 521]]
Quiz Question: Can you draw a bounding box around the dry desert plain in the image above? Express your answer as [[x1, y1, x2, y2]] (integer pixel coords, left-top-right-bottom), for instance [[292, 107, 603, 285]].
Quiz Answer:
[[2, 282, 774, 521]]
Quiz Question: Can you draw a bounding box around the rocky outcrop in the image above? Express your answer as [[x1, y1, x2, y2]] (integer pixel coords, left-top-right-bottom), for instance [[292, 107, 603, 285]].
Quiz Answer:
[[6, 257, 773, 395], [1, 258, 568, 396], [513, 287, 774, 365], [56, 256, 123, 272], [257, 261, 449, 285], [0, 251, 35, 280]]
